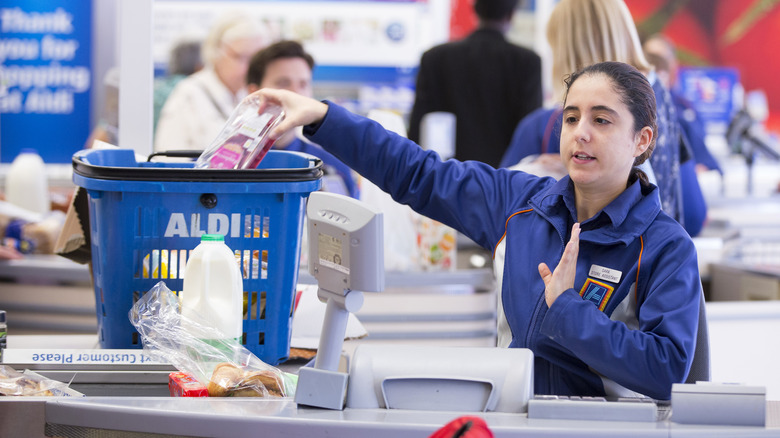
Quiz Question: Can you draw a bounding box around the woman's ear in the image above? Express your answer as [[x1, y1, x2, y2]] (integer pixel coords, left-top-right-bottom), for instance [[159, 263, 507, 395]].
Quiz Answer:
[[633, 126, 653, 157]]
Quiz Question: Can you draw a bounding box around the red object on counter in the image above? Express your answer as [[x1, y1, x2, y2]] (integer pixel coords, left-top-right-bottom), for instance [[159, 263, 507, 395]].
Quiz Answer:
[[429, 416, 493, 438], [169, 372, 209, 397]]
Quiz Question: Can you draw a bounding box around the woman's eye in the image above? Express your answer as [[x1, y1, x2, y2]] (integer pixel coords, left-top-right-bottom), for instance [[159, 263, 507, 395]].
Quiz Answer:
[[595, 117, 610, 125], [564, 116, 578, 124]]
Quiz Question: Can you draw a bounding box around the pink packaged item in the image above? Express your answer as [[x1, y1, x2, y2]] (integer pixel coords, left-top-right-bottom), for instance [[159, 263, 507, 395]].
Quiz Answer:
[[196, 95, 285, 169]]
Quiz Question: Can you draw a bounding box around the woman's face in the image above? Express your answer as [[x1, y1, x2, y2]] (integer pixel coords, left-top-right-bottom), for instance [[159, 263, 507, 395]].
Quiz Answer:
[[559, 73, 651, 195], [215, 36, 264, 95]]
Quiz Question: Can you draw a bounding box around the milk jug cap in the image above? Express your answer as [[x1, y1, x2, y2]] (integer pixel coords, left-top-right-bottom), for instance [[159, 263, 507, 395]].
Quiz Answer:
[[201, 234, 225, 242]]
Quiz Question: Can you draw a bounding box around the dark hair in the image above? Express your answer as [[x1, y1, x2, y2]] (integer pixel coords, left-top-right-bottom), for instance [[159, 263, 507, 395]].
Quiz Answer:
[[168, 40, 203, 76], [246, 40, 314, 86], [562, 61, 657, 185], [474, 0, 519, 21]]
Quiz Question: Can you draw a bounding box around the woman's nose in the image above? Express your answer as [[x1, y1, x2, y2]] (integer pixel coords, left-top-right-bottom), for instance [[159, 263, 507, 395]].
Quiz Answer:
[[574, 121, 590, 143]]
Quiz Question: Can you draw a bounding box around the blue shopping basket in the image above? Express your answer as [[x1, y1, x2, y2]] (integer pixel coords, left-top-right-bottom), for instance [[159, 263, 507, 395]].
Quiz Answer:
[[72, 149, 322, 365]]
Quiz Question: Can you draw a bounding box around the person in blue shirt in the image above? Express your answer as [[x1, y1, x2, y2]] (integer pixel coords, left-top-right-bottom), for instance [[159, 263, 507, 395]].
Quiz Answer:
[[252, 61, 703, 401], [500, 0, 707, 237], [643, 33, 723, 175], [246, 40, 359, 198]]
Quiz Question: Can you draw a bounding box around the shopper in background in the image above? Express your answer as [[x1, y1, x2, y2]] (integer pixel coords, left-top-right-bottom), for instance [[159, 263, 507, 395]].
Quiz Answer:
[[245, 40, 359, 198], [643, 33, 723, 174], [407, 0, 542, 168], [84, 67, 119, 148], [643, 34, 717, 237], [153, 39, 203, 138], [252, 61, 702, 400], [499, 0, 700, 235], [155, 12, 268, 152]]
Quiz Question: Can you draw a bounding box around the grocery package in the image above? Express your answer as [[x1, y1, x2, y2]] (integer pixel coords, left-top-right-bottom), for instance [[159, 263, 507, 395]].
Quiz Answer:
[[130, 281, 296, 398], [0, 366, 84, 397], [195, 95, 284, 169], [416, 215, 457, 271], [168, 372, 209, 397], [0, 207, 65, 254]]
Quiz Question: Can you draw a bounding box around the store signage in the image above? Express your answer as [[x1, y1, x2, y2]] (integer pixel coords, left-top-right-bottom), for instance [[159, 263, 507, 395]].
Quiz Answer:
[[0, 0, 92, 163], [2, 349, 166, 365]]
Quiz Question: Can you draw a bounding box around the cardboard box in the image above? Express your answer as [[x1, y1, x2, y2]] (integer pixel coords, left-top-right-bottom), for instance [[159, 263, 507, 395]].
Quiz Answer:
[[169, 372, 209, 397], [53, 187, 91, 264]]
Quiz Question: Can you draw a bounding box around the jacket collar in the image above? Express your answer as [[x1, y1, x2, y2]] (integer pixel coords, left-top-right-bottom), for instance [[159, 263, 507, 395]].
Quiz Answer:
[[529, 176, 661, 245]]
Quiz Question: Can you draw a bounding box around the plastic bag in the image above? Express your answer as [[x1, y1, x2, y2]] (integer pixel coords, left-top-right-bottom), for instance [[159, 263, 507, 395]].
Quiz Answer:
[[195, 94, 284, 169], [129, 281, 296, 397], [0, 365, 82, 397]]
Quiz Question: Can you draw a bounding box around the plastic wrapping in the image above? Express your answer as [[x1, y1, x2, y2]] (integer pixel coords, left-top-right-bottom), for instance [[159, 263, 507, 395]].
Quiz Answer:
[[0, 366, 83, 397], [129, 281, 296, 397], [195, 95, 285, 169]]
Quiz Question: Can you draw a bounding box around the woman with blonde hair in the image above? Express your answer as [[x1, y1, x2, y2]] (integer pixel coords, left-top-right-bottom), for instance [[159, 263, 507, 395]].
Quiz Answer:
[[500, 0, 694, 234], [155, 12, 269, 152]]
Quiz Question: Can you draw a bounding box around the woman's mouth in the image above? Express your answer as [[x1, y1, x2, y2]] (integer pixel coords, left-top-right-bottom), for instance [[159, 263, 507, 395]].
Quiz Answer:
[[573, 153, 595, 161]]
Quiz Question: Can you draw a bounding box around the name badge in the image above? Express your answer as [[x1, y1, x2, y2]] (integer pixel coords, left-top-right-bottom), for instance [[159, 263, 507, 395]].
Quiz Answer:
[[589, 264, 622, 283]]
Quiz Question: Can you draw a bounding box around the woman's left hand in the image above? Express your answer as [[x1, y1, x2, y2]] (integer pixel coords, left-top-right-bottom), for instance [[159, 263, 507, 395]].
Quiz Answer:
[[538, 222, 580, 307]]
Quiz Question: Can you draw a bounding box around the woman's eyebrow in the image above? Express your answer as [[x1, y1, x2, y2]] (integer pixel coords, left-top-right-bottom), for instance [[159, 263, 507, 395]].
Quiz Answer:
[[564, 104, 619, 117], [591, 105, 618, 116]]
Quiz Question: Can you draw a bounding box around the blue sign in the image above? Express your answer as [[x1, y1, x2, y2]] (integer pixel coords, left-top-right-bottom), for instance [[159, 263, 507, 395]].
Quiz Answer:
[[677, 67, 740, 136], [0, 0, 92, 163]]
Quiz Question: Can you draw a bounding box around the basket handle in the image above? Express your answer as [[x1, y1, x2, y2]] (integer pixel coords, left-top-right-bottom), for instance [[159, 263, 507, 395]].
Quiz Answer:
[[147, 150, 201, 162]]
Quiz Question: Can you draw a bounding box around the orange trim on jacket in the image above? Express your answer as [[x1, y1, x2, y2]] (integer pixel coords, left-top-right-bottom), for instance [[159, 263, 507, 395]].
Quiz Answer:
[[494, 208, 534, 259]]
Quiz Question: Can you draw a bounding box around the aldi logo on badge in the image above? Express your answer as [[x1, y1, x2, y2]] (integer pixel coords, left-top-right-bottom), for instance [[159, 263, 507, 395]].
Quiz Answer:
[[579, 278, 614, 311]]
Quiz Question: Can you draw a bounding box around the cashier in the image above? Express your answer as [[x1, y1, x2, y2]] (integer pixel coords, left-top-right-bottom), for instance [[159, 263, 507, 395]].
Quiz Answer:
[[252, 61, 702, 401]]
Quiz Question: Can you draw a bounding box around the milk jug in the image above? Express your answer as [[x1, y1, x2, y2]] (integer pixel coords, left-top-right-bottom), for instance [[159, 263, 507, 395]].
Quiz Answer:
[[5, 149, 50, 215], [181, 234, 243, 341]]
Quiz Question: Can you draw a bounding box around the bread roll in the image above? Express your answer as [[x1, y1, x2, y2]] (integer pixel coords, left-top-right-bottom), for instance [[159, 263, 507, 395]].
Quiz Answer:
[[208, 362, 284, 397]]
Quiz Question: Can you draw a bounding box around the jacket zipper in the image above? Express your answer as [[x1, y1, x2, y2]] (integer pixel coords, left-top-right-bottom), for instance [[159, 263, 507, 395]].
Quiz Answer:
[[524, 208, 568, 394]]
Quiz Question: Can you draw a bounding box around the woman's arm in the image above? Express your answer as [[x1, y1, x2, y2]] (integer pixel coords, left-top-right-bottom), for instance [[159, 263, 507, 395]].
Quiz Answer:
[[255, 89, 549, 249]]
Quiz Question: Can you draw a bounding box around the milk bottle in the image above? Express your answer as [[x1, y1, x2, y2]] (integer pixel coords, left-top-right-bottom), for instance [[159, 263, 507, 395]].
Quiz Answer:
[[181, 234, 243, 342], [5, 149, 50, 215]]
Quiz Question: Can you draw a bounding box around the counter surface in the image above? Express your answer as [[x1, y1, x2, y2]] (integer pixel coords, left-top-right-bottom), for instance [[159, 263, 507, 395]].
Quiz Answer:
[[38, 397, 780, 438]]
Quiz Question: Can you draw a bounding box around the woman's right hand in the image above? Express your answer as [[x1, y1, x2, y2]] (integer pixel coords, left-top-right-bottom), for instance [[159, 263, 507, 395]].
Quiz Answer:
[[252, 88, 328, 141]]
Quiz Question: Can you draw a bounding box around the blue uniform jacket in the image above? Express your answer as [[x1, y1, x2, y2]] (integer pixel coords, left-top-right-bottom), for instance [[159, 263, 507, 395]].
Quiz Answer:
[[305, 103, 701, 400]]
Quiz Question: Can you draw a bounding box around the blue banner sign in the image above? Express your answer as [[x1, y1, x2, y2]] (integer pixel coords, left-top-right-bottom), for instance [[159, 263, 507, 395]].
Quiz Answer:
[[0, 0, 92, 163]]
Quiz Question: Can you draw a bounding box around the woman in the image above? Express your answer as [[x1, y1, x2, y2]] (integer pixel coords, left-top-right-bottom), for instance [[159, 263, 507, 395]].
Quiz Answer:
[[154, 13, 267, 152], [499, 0, 704, 236], [254, 61, 701, 401]]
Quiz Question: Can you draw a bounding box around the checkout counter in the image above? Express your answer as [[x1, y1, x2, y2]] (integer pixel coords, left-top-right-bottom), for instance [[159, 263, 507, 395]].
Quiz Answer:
[[2, 255, 780, 437]]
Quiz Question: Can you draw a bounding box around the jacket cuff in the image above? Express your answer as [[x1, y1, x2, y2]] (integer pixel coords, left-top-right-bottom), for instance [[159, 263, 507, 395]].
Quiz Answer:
[[302, 100, 332, 137]]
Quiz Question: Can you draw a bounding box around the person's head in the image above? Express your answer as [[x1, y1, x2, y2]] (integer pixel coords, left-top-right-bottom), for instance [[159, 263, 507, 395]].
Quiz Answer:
[[474, 0, 519, 27], [547, 0, 651, 100], [246, 40, 314, 97], [643, 33, 678, 88], [202, 12, 268, 94], [168, 39, 203, 76], [560, 61, 656, 192]]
